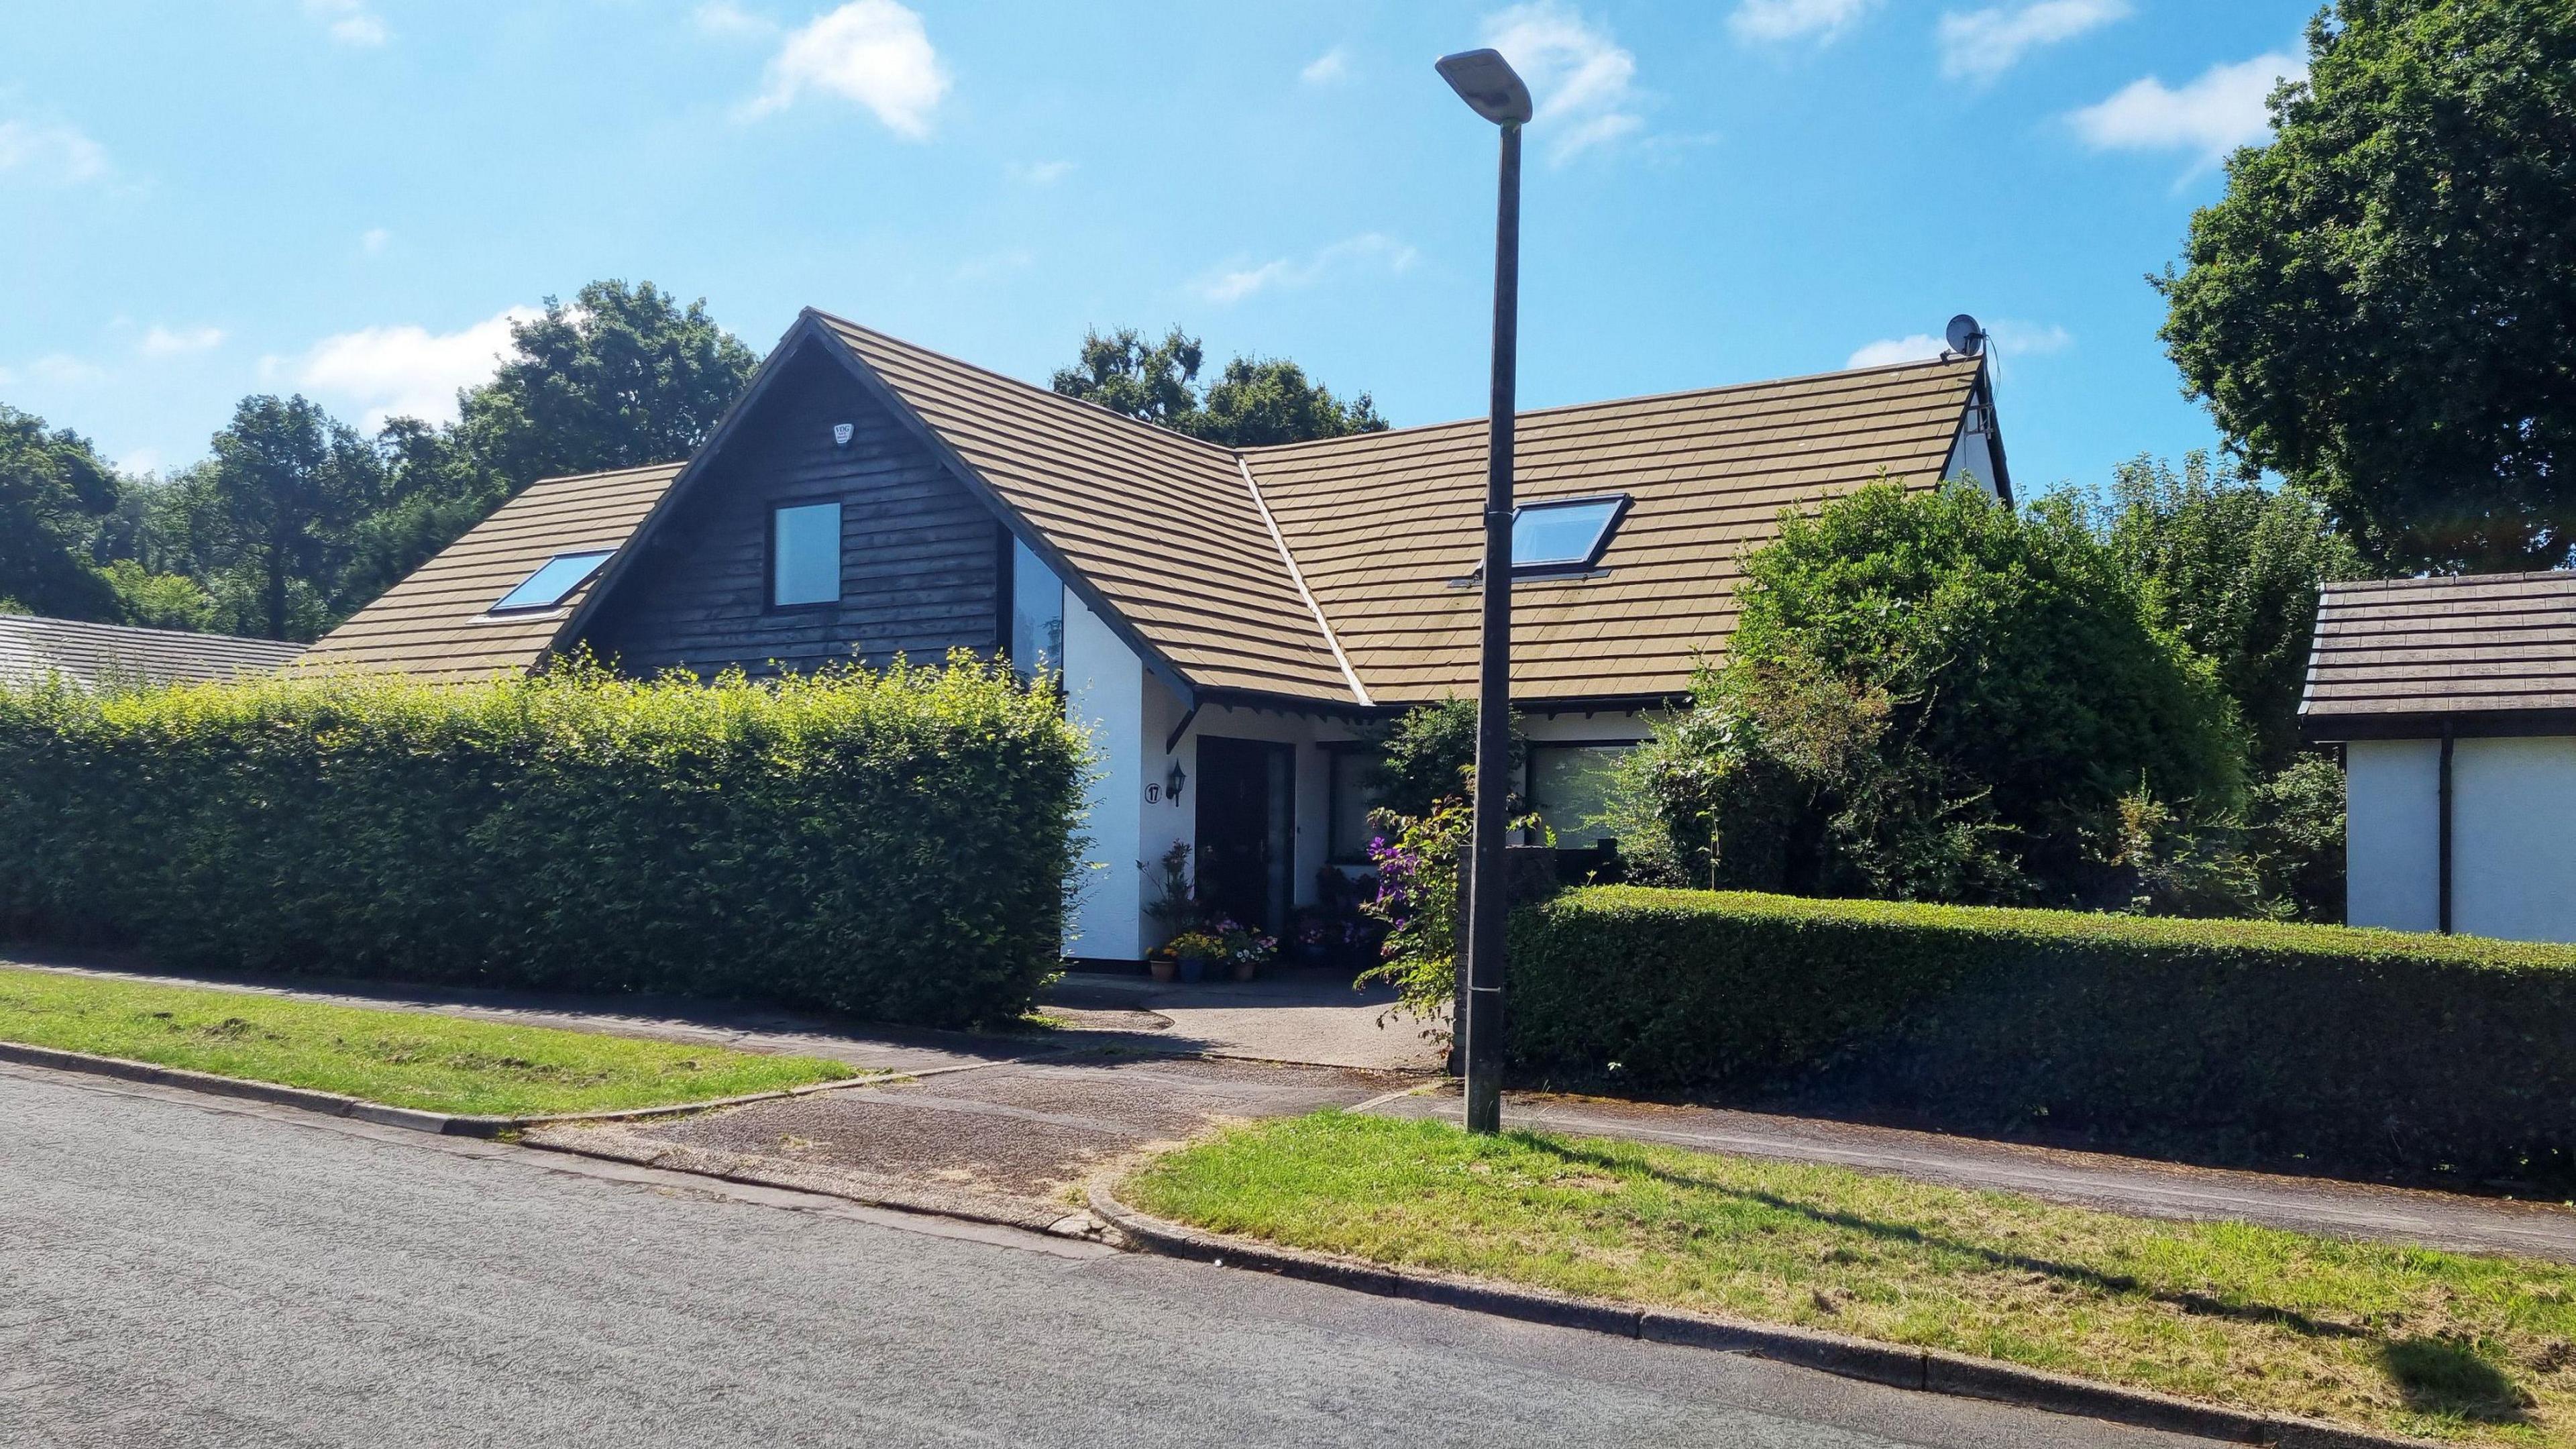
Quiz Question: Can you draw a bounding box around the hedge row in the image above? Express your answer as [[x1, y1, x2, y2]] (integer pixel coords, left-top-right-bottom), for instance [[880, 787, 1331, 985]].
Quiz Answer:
[[1509, 885, 2576, 1181], [0, 658, 1088, 1029]]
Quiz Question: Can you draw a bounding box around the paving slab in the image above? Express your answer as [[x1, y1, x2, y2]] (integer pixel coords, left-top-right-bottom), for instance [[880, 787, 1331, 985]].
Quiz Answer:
[[1042, 966, 1448, 1071], [1373, 1086, 2576, 1264]]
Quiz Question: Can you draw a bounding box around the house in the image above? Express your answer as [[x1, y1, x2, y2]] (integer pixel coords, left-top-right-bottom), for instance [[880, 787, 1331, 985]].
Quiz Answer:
[[2302, 570, 2576, 943], [303, 308, 2011, 963], [0, 613, 307, 691]]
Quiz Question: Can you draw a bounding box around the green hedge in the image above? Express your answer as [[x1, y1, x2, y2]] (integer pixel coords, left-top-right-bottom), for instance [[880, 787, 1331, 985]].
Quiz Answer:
[[1510, 885, 2576, 1180], [0, 658, 1088, 1029]]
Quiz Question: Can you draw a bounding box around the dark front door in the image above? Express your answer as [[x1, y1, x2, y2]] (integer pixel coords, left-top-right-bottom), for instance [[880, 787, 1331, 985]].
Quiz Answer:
[[1195, 736, 1295, 936]]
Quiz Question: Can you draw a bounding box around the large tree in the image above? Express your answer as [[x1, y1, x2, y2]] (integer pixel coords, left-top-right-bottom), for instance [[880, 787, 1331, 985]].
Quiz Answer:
[[343, 280, 759, 605], [1051, 327, 1387, 446], [2157, 0, 2576, 571], [198, 396, 384, 640], [0, 405, 121, 621]]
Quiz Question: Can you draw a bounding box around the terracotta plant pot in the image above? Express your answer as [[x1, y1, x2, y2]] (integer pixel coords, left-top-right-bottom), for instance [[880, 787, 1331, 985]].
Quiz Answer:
[[1231, 959, 1258, 983], [1148, 957, 1177, 983]]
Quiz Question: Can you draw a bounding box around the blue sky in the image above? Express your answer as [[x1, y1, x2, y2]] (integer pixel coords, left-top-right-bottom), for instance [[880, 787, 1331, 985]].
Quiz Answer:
[[5, 1, 2310, 493]]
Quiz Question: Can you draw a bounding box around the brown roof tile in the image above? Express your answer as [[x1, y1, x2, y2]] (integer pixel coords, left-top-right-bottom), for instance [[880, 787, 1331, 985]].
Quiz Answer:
[[2302, 571, 2576, 731], [0, 614, 306, 690]]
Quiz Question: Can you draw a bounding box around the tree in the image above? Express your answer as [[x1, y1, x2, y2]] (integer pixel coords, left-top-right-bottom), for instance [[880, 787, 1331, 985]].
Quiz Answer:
[[1051, 327, 1387, 446], [2157, 0, 2576, 571], [1367, 696, 1523, 822], [1618, 484, 2248, 908], [344, 280, 759, 604], [0, 405, 121, 620], [2080, 453, 2368, 776], [201, 396, 384, 640]]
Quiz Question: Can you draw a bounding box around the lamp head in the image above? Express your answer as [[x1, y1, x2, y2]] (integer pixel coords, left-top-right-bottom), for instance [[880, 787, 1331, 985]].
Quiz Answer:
[[1435, 48, 1533, 127]]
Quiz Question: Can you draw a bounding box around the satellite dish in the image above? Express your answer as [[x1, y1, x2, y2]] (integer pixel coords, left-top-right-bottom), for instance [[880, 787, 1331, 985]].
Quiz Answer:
[[1945, 314, 1985, 357]]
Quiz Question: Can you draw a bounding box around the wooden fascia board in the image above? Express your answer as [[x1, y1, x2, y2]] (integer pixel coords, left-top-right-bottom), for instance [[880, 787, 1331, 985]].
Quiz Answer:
[[805, 322, 1203, 711]]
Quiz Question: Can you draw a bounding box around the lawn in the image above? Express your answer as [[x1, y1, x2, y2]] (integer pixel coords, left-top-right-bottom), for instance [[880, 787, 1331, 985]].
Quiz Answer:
[[0, 967, 857, 1117], [1125, 1112, 2576, 1446]]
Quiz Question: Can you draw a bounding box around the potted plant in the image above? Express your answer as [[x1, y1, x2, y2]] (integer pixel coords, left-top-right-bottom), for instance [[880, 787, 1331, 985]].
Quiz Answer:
[[1146, 949, 1178, 985], [1214, 918, 1277, 982], [1165, 929, 1223, 984]]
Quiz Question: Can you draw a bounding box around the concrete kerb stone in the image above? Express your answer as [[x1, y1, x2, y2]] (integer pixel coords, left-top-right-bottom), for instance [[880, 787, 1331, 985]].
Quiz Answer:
[[1083, 1176, 2442, 1449]]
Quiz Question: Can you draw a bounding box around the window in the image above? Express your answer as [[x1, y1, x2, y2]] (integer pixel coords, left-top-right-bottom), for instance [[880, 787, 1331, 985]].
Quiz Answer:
[[770, 502, 841, 607], [1326, 747, 1387, 864], [1525, 743, 1630, 849], [490, 550, 614, 613], [1007, 538, 1064, 674], [1511, 495, 1629, 573]]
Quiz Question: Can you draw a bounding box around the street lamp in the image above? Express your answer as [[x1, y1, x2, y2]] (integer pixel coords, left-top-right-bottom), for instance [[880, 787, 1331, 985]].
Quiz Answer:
[[1436, 46, 1531, 1136]]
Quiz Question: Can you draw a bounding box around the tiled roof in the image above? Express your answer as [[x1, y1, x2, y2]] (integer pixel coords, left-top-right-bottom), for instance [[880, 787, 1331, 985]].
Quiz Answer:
[[820, 316, 1357, 702], [2302, 571, 2576, 734], [297, 463, 682, 682], [0, 614, 305, 690], [1244, 358, 1985, 704]]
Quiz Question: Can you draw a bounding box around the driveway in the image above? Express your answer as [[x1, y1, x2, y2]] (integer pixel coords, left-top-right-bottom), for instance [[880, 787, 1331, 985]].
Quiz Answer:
[[1, 1063, 2222, 1449]]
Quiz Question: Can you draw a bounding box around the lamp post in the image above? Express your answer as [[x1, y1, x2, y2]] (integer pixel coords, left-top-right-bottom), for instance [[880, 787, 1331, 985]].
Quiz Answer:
[[1435, 46, 1531, 1136]]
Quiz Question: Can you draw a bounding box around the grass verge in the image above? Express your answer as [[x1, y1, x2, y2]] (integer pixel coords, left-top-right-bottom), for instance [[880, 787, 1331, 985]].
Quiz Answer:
[[0, 967, 856, 1116], [1126, 1112, 2576, 1445]]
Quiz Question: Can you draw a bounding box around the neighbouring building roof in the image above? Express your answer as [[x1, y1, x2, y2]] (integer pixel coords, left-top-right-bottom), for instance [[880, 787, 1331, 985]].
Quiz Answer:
[[298, 462, 684, 682], [0, 614, 307, 690], [2302, 570, 2576, 739], [305, 309, 2004, 708]]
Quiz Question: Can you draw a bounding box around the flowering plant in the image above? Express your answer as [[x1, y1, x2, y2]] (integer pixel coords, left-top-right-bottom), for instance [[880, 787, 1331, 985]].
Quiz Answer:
[[1163, 928, 1226, 960], [1358, 798, 1471, 1026], [1212, 918, 1276, 965]]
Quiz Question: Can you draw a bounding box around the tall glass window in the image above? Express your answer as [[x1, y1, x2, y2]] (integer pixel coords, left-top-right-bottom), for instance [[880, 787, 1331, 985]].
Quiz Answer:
[[771, 502, 841, 607], [1326, 748, 1387, 864], [1009, 538, 1063, 674], [1527, 744, 1629, 849]]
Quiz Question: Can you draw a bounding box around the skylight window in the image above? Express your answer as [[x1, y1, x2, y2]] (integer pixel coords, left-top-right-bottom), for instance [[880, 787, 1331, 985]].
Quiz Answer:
[[490, 550, 614, 613], [1511, 496, 1629, 573]]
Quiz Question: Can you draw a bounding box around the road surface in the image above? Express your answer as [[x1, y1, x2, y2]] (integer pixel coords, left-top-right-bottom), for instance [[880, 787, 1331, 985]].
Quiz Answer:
[[0, 1064, 2218, 1448]]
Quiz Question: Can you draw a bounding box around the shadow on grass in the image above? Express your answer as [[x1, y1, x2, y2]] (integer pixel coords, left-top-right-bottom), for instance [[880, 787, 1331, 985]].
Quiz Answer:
[[2381, 1337, 2529, 1424], [1519, 1134, 2375, 1344]]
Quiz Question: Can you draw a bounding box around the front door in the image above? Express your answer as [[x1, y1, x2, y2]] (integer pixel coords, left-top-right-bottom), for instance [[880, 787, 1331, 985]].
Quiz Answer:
[[1195, 737, 1295, 936]]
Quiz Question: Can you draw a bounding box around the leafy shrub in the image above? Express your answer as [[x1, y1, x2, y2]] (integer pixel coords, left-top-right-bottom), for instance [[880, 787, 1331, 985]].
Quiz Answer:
[[1614, 484, 2250, 910], [1510, 885, 2576, 1181], [0, 655, 1087, 1028], [1364, 696, 1523, 823]]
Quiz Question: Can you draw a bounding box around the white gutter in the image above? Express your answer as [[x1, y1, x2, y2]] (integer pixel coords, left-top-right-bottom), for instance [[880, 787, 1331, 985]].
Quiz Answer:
[[1236, 455, 1373, 708]]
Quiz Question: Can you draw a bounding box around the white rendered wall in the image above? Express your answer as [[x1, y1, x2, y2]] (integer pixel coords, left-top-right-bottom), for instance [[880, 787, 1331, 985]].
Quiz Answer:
[[2345, 739, 2443, 933], [2451, 737, 2576, 943], [1060, 598, 1146, 961], [1943, 417, 2003, 499]]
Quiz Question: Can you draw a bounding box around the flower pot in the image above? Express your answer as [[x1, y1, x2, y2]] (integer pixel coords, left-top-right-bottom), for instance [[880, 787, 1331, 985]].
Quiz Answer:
[[1148, 957, 1177, 983], [1231, 958, 1258, 982], [1177, 955, 1207, 983], [1297, 942, 1328, 963]]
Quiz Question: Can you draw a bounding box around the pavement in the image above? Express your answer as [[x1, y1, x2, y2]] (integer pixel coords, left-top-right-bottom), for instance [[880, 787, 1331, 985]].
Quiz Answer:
[[0, 1061, 2226, 1448]]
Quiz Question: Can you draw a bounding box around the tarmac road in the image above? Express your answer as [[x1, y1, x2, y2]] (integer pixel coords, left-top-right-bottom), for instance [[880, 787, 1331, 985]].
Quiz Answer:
[[0, 1064, 2221, 1449]]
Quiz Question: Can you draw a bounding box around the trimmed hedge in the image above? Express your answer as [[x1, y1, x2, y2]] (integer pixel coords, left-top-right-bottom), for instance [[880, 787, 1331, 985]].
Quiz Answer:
[[0, 658, 1088, 1029], [1510, 885, 2576, 1180]]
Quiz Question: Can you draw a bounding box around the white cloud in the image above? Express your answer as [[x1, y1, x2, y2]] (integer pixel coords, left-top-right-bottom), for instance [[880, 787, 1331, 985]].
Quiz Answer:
[[118, 447, 165, 476], [2070, 49, 2305, 168], [741, 0, 950, 138], [1484, 2, 1644, 164], [1729, 0, 1880, 44], [139, 325, 225, 358], [1193, 233, 1418, 305], [290, 307, 537, 428], [1938, 0, 2127, 82], [1301, 46, 1351, 85], [1846, 334, 1947, 369], [1005, 159, 1073, 185], [303, 0, 388, 47], [16, 354, 106, 386], [0, 119, 110, 186], [694, 1, 776, 36], [360, 227, 392, 255]]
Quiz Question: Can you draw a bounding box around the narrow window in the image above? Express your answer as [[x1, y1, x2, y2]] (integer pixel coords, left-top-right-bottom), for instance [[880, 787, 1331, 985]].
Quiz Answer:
[[1511, 495, 1629, 574], [1326, 747, 1387, 864], [770, 502, 842, 608], [490, 549, 614, 613], [1008, 537, 1063, 673]]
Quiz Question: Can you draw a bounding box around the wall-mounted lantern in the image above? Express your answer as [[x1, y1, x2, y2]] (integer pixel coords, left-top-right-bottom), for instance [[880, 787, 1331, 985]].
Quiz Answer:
[[1165, 759, 1187, 806]]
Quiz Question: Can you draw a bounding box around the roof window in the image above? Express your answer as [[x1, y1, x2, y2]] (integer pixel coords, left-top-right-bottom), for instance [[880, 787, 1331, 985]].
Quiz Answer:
[[1511, 496, 1629, 574], [490, 550, 614, 613]]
